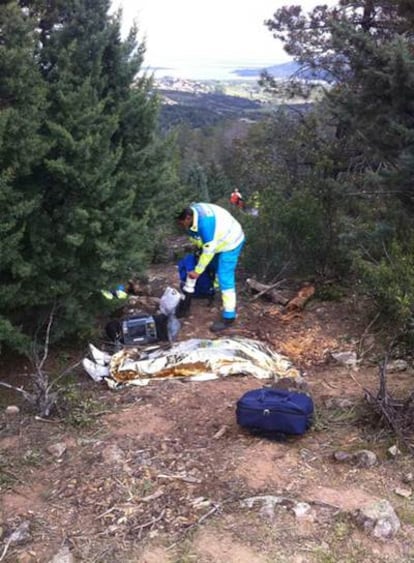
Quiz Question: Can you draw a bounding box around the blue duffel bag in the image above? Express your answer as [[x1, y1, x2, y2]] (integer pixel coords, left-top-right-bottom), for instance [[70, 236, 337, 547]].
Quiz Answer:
[[236, 388, 314, 439], [177, 253, 216, 298]]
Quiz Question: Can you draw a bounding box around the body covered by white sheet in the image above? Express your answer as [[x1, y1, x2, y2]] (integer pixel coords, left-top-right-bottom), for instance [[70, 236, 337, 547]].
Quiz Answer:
[[105, 337, 301, 388]]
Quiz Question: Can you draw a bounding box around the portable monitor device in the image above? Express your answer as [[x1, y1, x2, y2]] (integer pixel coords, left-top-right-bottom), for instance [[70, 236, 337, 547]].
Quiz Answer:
[[121, 315, 158, 345]]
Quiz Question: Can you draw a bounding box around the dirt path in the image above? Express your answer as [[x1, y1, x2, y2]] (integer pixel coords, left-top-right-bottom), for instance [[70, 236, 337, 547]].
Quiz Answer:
[[1, 264, 414, 562]]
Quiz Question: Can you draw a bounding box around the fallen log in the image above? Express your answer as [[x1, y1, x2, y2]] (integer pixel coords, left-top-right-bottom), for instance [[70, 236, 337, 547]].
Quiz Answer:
[[285, 284, 315, 311], [246, 278, 291, 306]]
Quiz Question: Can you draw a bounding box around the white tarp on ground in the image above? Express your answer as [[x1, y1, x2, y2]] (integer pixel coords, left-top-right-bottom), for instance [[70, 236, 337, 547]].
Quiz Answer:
[[104, 337, 301, 388]]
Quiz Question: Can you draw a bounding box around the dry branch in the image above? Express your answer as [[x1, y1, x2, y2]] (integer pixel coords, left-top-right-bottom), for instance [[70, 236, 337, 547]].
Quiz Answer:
[[359, 345, 414, 454], [0, 308, 79, 417], [132, 509, 166, 532], [246, 278, 290, 305]]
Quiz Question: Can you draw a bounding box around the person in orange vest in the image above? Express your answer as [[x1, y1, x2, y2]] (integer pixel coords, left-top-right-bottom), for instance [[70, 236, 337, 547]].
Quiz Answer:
[[230, 188, 244, 209]]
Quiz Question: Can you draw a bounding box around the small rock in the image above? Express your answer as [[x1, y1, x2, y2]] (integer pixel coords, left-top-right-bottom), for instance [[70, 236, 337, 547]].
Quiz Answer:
[[7, 521, 31, 545], [331, 351, 358, 368], [352, 450, 378, 468], [49, 546, 75, 563], [394, 487, 412, 498], [241, 495, 286, 519], [333, 450, 352, 463], [387, 359, 408, 373], [47, 443, 67, 458], [354, 499, 400, 539], [292, 502, 312, 518], [387, 445, 401, 458], [402, 472, 414, 484], [325, 397, 355, 408], [5, 405, 20, 415], [272, 376, 309, 392]]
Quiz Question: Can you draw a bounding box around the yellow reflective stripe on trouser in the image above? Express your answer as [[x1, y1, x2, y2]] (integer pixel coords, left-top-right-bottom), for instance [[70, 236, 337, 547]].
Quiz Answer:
[[222, 288, 236, 316]]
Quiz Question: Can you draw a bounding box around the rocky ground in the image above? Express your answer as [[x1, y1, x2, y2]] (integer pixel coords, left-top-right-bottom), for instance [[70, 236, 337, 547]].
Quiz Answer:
[[1, 263, 414, 562]]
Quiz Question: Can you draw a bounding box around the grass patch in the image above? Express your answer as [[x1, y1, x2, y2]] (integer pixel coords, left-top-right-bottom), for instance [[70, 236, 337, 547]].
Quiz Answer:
[[396, 499, 414, 526], [22, 448, 43, 467], [312, 404, 363, 432], [65, 397, 103, 428], [0, 469, 18, 489], [61, 383, 104, 428], [316, 284, 346, 301], [0, 453, 24, 489]]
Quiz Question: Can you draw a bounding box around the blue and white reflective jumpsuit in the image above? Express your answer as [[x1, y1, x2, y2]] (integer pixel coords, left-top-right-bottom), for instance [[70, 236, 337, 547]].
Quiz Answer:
[[185, 203, 245, 320]]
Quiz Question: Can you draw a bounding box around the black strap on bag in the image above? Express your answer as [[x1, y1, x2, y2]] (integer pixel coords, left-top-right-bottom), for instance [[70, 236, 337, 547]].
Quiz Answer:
[[246, 428, 288, 442]]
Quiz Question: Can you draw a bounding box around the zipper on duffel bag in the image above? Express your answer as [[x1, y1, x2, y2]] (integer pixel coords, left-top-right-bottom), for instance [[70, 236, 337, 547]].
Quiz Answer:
[[239, 406, 306, 416]]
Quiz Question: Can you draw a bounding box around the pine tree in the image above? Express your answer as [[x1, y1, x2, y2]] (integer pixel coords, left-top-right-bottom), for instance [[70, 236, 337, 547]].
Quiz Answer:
[[265, 1, 414, 212], [0, 1, 48, 350], [261, 0, 414, 328], [206, 162, 231, 203], [0, 0, 178, 349], [186, 163, 210, 202]]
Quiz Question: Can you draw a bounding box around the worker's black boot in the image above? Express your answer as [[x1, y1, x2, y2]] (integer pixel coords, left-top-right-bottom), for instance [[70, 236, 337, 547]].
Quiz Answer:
[[209, 318, 235, 333]]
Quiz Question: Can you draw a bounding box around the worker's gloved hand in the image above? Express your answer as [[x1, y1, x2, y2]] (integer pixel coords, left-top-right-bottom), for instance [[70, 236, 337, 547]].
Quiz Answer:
[[183, 275, 197, 294]]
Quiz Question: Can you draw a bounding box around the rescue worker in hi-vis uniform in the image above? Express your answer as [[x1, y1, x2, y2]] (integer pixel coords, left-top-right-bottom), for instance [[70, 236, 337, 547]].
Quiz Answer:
[[176, 203, 245, 332]]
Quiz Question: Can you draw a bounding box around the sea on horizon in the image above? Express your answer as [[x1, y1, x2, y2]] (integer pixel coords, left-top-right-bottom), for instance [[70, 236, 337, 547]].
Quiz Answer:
[[142, 58, 285, 81]]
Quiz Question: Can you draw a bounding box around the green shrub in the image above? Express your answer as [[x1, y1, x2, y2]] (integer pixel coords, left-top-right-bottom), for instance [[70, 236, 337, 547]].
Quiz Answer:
[[242, 187, 344, 280], [355, 238, 414, 332]]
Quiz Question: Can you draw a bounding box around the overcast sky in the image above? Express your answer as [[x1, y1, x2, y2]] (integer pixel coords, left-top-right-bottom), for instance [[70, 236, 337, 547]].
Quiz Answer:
[[111, 1, 336, 77]]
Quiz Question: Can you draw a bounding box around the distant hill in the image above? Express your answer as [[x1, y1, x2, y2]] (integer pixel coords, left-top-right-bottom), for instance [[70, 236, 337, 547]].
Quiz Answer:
[[232, 61, 334, 82], [157, 89, 265, 130], [159, 90, 262, 111], [232, 61, 299, 78], [155, 71, 319, 131], [156, 88, 313, 131]]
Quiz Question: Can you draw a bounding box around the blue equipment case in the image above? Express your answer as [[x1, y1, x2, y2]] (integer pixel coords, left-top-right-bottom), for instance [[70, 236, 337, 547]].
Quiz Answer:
[[236, 388, 314, 437]]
